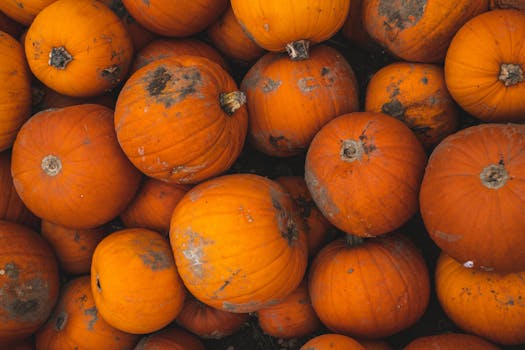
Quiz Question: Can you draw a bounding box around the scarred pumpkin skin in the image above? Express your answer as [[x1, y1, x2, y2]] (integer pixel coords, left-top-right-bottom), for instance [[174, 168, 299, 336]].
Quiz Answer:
[[241, 45, 359, 157], [170, 173, 308, 313], [115, 55, 248, 184], [305, 112, 427, 237], [24, 0, 133, 98], [134, 327, 205, 350], [363, 0, 489, 63], [300, 334, 366, 350], [0, 0, 56, 25], [436, 253, 525, 345], [444, 9, 525, 122], [35, 276, 139, 350], [11, 104, 142, 230], [403, 333, 501, 350], [420, 123, 525, 272]]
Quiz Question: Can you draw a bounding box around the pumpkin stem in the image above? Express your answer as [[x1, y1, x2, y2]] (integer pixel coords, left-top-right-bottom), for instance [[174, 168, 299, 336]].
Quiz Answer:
[[499, 63, 523, 87], [48, 46, 73, 69], [345, 234, 364, 247], [340, 139, 364, 162], [54, 311, 68, 331], [480, 162, 509, 189], [219, 91, 246, 116], [41, 155, 62, 176], [285, 39, 310, 61]]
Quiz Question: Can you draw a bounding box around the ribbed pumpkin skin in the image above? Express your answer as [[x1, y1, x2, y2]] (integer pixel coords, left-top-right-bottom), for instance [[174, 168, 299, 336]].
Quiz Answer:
[[35, 276, 139, 350], [305, 112, 427, 237], [403, 333, 501, 350], [0, 32, 31, 152], [241, 45, 359, 157], [435, 254, 525, 345], [0, 0, 56, 25], [11, 104, 142, 230], [300, 334, 366, 350], [308, 234, 430, 338], [0, 221, 60, 344], [114, 56, 248, 184], [170, 174, 308, 313], [230, 0, 350, 52], [420, 123, 525, 272], [444, 9, 525, 122], [363, 0, 489, 63], [134, 327, 205, 350]]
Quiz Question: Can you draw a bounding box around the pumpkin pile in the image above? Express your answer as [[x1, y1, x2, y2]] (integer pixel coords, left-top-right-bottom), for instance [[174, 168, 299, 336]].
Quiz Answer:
[[0, 0, 524, 349]]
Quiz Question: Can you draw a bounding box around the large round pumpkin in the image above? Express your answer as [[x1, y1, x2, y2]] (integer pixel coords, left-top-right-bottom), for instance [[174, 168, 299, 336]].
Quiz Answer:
[[305, 112, 427, 237], [444, 9, 525, 122], [11, 104, 142, 230], [420, 123, 525, 272], [115, 55, 248, 184], [0, 0, 56, 25], [403, 333, 501, 350], [170, 173, 308, 313], [300, 334, 366, 350]]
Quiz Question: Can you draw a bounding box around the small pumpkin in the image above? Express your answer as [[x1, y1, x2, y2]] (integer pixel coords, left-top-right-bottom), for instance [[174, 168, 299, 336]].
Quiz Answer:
[[24, 0, 133, 97], [134, 326, 205, 350], [444, 9, 525, 122], [403, 333, 501, 350], [0, 0, 56, 25], [305, 112, 427, 237], [35, 276, 139, 350], [300, 334, 366, 350]]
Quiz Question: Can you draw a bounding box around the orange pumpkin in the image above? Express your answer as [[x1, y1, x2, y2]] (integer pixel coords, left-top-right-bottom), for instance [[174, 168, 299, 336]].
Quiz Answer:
[[0, 0, 56, 25], [308, 234, 430, 338], [490, 0, 525, 9], [403, 333, 501, 350], [24, 0, 133, 97], [35, 276, 139, 350], [363, 0, 489, 63], [420, 123, 525, 272], [32, 84, 116, 112], [134, 327, 205, 350], [300, 334, 366, 350], [444, 9, 525, 122], [121, 0, 228, 37], [436, 253, 525, 345], [341, 0, 377, 51], [40, 220, 106, 275], [115, 56, 248, 184], [0, 221, 60, 344], [91, 228, 186, 334], [305, 112, 427, 237], [0, 31, 31, 152], [231, 0, 350, 59], [241, 44, 359, 157], [2, 337, 36, 350], [175, 294, 249, 339], [170, 173, 308, 313], [358, 339, 393, 350], [11, 104, 142, 230], [365, 62, 459, 149], [0, 10, 25, 38]]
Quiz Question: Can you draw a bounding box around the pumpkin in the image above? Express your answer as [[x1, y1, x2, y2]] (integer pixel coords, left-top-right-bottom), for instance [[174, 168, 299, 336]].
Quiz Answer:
[[0, 220, 60, 344], [358, 339, 394, 350], [308, 234, 430, 338], [0, 0, 56, 25], [305, 112, 427, 237], [0, 31, 31, 152], [241, 44, 359, 157], [256, 280, 321, 339], [11, 104, 142, 230], [121, 0, 228, 37], [91, 228, 186, 334], [300, 334, 366, 350], [207, 4, 266, 65], [170, 173, 308, 313], [363, 0, 489, 63], [2, 337, 35, 350], [435, 253, 525, 345], [365, 62, 459, 149], [114, 55, 248, 184], [341, 0, 377, 51], [40, 220, 106, 275], [403, 333, 501, 350], [175, 294, 249, 339], [134, 326, 205, 350], [444, 9, 525, 122], [120, 178, 189, 236], [490, 0, 525, 10], [24, 0, 133, 98], [31, 84, 116, 112], [420, 123, 525, 272], [231, 0, 350, 60], [35, 276, 139, 350], [0, 10, 24, 38]]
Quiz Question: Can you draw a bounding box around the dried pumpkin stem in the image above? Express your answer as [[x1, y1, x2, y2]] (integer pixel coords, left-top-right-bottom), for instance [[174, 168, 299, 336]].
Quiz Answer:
[[499, 63, 523, 87], [340, 139, 364, 162], [48, 46, 73, 69], [285, 39, 310, 60], [41, 155, 62, 176], [220, 91, 246, 116], [480, 163, 508, 189], [54, 311, 68, 331]]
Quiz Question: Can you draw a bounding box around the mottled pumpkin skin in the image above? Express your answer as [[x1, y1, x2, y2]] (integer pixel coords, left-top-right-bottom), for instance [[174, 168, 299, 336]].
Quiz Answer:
[[305, 112, 427, 237], [35, 276, 139, 350], [170, 174, 308, 313], [0, 221, 60, 344], [300, 334, 366, 350], [134, 326, 205, 350], [403, 333, 501, 350], [363, 0, 489, 63], [365, 62, 458, 149], [241, 45, 359, 157], [436, 254, 525, 345], [0, 0, 56, 25], [445, 9, 525, 122], [420, 124, 525, 272], [308, 234, 430, 338]]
